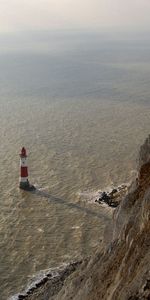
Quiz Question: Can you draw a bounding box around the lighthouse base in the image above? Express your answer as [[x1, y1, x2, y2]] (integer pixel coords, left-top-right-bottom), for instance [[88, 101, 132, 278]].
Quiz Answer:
[[19, 181, 36, 191]]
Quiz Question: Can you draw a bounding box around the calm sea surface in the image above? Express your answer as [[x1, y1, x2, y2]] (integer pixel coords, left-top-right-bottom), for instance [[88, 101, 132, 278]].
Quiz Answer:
[[1, 31, 150, 299]]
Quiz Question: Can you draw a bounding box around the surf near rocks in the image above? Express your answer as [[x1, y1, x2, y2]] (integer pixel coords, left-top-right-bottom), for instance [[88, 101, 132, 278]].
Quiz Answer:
[[95, 184, 128, 208], [11, 261, 83, 300]]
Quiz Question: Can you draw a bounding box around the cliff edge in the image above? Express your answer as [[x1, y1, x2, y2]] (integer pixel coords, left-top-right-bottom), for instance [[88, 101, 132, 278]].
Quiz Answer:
[[26, 136, 150, 300]]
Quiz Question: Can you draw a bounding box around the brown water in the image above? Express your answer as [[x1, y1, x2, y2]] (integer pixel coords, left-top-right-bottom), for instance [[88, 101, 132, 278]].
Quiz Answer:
[[1, 31, 150, 299]]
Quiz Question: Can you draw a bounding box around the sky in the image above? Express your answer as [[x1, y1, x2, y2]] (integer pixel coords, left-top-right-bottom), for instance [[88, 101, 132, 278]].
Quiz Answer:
[[0, 0, 150, 33]]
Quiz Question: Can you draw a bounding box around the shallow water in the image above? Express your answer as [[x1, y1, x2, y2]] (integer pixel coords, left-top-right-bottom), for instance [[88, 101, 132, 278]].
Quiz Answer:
[[1, 31, 150, 299]]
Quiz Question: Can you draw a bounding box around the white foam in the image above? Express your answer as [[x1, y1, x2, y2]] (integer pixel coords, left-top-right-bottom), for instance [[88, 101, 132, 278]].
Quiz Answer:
[[9, 263, 70, 300], [77, 190, 101, 202], [77, 182, 130, 204]]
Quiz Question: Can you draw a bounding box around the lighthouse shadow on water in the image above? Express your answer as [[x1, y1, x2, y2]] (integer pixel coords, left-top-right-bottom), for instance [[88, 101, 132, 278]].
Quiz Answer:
[[19, 147, 108, 220], [33, 188, 108, 221]]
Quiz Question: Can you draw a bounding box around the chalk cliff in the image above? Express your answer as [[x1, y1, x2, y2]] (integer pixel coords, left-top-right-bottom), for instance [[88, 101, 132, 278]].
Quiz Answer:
[[26, 136, 150, 300]]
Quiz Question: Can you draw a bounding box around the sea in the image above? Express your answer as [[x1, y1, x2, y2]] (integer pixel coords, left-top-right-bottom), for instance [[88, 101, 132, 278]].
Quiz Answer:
[[1, 30, 150, 299]]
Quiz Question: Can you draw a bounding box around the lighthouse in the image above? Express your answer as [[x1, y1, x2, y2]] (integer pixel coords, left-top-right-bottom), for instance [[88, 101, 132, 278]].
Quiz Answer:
[[19, 147, 35, 191]]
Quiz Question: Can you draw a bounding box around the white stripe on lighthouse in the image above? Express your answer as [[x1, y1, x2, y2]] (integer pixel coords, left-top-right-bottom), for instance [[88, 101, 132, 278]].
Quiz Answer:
[[20, 157, 27, 167], [20, 177, 28, 182]]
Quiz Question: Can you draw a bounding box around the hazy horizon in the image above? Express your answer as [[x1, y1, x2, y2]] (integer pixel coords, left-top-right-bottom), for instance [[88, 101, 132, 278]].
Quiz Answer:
[[1, 0, 150, 55], [1, 0, 150, 34], [1, 29, 150, 56]]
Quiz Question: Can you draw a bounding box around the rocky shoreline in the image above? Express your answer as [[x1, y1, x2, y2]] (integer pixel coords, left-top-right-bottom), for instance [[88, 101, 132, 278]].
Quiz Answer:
[[14, 184, 128, 300], [13, 261, 83, 300], [95, 184, 128, 207]]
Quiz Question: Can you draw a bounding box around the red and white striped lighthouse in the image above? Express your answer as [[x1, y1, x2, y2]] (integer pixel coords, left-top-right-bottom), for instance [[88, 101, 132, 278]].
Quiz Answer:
[[19, 147, 35, 190]]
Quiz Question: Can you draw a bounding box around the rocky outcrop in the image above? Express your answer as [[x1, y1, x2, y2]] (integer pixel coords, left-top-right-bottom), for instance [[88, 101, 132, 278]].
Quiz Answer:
[[17, 261, 84, 300], [95, 185, 128, 207], [26, 136, 150, 300]]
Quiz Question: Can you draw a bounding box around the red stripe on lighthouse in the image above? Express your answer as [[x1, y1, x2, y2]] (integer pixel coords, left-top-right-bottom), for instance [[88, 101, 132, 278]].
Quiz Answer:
[[21, 166, 28, 177], [20, 147, 27, 157]]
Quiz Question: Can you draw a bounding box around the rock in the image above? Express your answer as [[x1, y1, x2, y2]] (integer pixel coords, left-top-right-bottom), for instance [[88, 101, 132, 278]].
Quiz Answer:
[[35, 282, 42, 288], [96, 185, 128, 208], [26, 287, 36, 295], [100, 192, 111, 202], [40, 277, 48, 285], [47, 273, 52, 278], [99, 192, 111, 205], [101, 192, 108, 199], [109, 188, 118, 196], [108, 189, 119, 201], [18, 295, 26, 299], [110, 201, 119, 208]]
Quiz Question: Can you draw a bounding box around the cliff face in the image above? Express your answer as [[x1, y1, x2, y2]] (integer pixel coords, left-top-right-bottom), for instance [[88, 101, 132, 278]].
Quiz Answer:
[[27, 137, 150, 300], [55, 136, 150, 300]]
